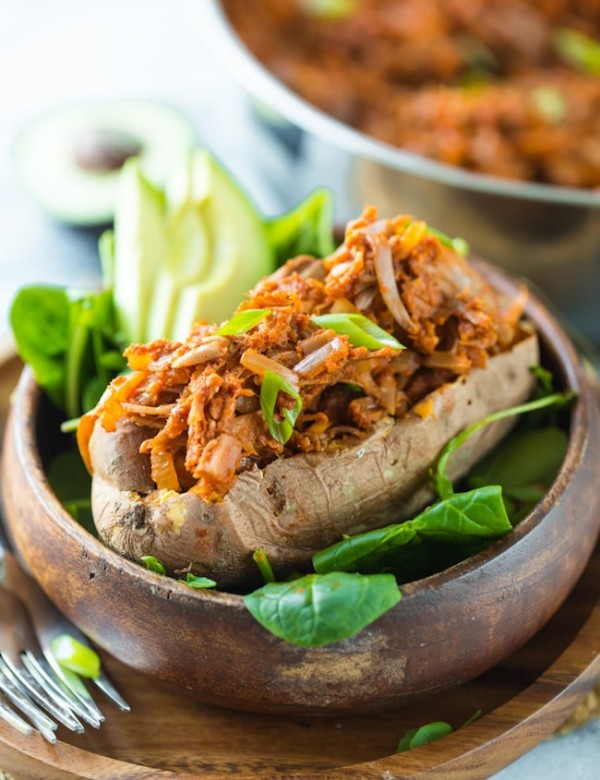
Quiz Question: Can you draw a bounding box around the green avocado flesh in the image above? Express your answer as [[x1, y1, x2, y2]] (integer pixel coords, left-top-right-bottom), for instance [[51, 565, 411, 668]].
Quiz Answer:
[[110, 151, 275, 342], [14, 100, 195, 226]]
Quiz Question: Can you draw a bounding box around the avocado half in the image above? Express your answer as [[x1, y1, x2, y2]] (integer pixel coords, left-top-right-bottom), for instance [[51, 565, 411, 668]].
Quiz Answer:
[[13, 100, 196, 226]]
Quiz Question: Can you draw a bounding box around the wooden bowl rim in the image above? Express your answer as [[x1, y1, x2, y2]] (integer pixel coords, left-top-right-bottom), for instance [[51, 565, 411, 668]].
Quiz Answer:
[[10, 261, 590, 614]]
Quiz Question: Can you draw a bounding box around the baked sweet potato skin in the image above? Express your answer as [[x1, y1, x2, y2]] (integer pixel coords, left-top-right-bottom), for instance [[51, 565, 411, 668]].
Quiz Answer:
[[91, 331, 539, 589]]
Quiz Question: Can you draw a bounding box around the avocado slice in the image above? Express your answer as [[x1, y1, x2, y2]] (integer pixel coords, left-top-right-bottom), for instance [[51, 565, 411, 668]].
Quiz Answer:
[[109, 151, 275, 344], [166, 150, 274, 340], [13, 100, 195, 226], [112, 160, 169, 345], [145, 167, 212, 342]]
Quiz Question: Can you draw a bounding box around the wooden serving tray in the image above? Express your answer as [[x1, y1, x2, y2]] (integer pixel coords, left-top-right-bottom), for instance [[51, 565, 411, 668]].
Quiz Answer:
[[0, 347, 598, 780]]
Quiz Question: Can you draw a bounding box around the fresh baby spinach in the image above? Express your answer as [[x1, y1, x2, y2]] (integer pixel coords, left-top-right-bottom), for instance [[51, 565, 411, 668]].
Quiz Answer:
[[245, 380, 573, 645], [467, 425, 568, 521], [10, 284, 125, 419], [396, 709, 482, 753], [252, 548, 276, 584], [313, 486, 510, 576], [183, 573, 217, 589], [396, 721, 454, 752], [10, 157, 334, 420], [431, 391, 573, 501], [244, 571, 401, 647], [141, 556, 166, 575], [265, 187, 335, 267]]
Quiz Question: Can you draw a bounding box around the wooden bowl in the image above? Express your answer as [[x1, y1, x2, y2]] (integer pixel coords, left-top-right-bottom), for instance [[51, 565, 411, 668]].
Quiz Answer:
[[2, 263, 600, 717]]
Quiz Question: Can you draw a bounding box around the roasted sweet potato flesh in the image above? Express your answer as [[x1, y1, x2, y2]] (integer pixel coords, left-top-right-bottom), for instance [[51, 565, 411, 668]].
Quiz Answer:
[[82, 209, 536, 587]]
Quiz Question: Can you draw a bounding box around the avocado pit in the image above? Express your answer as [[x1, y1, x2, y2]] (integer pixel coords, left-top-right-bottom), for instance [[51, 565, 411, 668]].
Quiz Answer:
[[73, 126, 143, 173]]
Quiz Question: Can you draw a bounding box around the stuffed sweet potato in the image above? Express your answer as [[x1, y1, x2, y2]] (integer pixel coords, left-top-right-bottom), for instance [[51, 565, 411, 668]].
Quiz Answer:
[[79, 209, 538, 589]]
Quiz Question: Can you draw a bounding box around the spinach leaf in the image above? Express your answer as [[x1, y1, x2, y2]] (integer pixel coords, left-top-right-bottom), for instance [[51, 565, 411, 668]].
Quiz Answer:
[[467, 425, 568, 523], [10, 286, 70, 408], [265, 187, 335, 267], [141, 556, 166, 575], [182, 573, 217, 589], [467, 426, 568, 497], [431, 392, 573, 501], [10, 284, 125, 418], [396, 710, 481, 753], [313, 486, 510, 576], [244, 572, 401, 647], [396, 721, 454, 752]]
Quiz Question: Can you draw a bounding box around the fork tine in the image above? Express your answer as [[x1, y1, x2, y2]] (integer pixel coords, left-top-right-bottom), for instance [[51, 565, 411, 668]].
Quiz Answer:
[[0, 697, 34, 736], [90, 672, 131, 712], [2, 549, 129, 715], [0, 665, 58, 743], [1, 654, 84, 733], [23, 652, 103, 729], [0, 587, 87, 733]]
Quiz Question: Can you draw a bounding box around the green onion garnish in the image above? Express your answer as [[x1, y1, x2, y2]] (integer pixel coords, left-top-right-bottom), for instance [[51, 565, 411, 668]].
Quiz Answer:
[[426, 225, 469, 257], [260, 370, 303, 445], [310, 313, 405, 351], [216, 309, 270, 336], [553, 27, 600, 76], [182, 572, 217, 589], [301, 0, 356, 19], [49, 634, 101, 679], [253, 548, 277, 584], [141, 555, 166, 575], [530, 86, 567, 124], [60, 416, 81, 434]]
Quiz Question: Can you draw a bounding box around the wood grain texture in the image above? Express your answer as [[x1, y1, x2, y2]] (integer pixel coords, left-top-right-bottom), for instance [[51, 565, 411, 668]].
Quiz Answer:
[[0, 288, 599, 778], [0, 542, 597, 779], [2, 265, 600, 718]]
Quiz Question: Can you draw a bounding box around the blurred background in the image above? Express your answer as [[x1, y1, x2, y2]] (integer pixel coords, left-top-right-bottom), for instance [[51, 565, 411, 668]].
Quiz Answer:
[[3, 0, 600, 344], [0, 0, 294, 336], [0, 1, 598, 776]]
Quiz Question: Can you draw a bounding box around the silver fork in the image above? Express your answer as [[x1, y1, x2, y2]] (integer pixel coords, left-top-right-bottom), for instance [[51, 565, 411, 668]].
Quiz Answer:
[[0, 530, 130, 742]]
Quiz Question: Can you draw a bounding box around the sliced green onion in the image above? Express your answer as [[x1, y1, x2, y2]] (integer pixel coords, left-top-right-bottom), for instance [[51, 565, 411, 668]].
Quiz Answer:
[[553, 27, 600, 76], [301, 0, 356, 19], [530, 86, 567, 124], [60, 416, 81, 433], [141, 555, 166, 575], [253, 548, 277, 584], [260, 370, 303, 445], [49, 634, 101, 679], [216, 308, 270, 336], [310, 313, 405, 351], [182, 572, 217, 589], [426, 225, 469, 257]]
